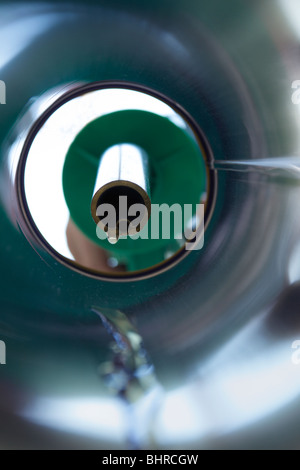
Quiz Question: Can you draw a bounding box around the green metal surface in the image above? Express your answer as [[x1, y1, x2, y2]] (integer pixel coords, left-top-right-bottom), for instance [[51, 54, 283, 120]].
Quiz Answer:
[[0, 0, 299, 450], [0, 0, 289, 350], [63, 110, 206, 270]]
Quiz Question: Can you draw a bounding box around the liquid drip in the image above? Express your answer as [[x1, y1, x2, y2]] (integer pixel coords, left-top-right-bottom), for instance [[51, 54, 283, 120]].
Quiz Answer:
[[92, 307, 159, 449]]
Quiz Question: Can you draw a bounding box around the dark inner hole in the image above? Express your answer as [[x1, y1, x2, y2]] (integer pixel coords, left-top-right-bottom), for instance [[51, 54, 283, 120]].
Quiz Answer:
[[97, 185, 146, 228]]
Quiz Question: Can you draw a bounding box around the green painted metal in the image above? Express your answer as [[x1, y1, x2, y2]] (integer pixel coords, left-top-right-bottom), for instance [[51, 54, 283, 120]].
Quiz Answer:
[[0, 2, 297, 443], [0, 0, 289, 333], [63, 110, 206, 271]]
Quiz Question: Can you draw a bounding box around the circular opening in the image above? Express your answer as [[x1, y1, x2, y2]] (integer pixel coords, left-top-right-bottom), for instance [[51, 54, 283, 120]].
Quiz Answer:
[[97, 185, 146, 222], [14, 82, 216, 280]]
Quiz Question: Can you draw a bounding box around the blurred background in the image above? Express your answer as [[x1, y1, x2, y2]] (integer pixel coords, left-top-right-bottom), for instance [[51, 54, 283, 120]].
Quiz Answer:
[[1, 0, 300, 449]]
